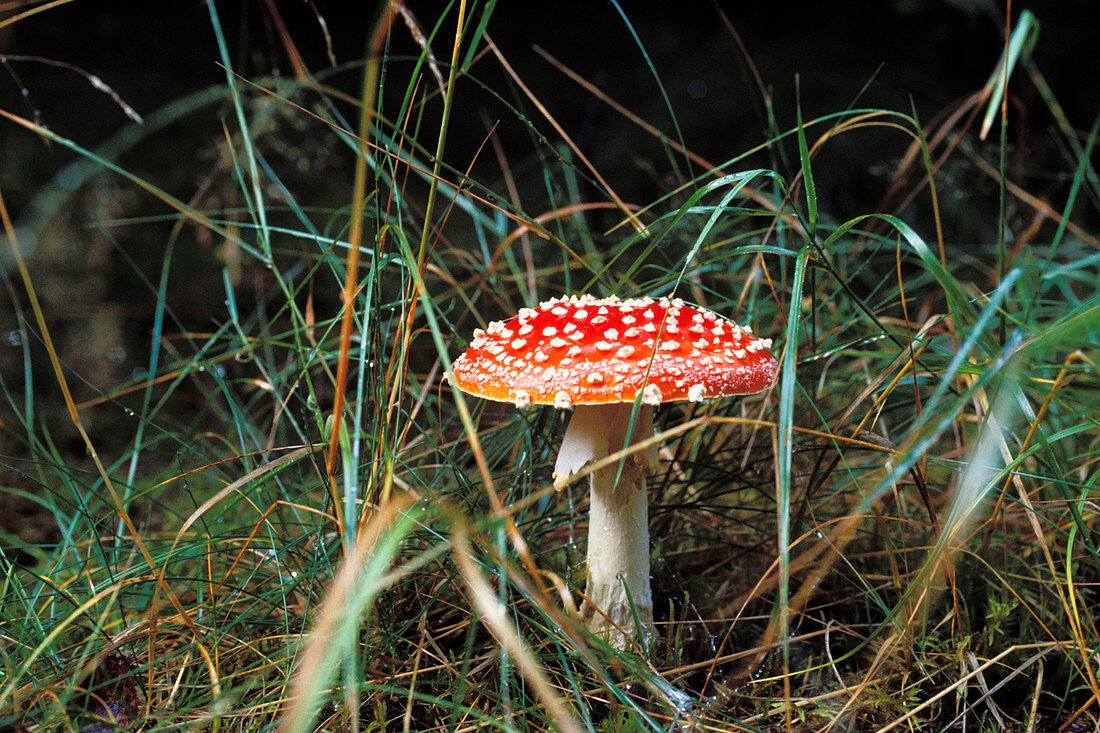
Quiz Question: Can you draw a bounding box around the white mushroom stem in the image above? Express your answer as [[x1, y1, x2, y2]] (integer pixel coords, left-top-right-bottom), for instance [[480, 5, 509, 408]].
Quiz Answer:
[[554, 402, 659, 649]]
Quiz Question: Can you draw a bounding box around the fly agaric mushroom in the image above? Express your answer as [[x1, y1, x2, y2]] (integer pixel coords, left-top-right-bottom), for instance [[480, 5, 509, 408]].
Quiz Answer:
[[450, 294, 778, 649]]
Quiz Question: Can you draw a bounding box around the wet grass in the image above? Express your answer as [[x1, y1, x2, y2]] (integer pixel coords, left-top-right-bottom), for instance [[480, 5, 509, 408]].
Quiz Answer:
[[1, 3, 1098, 731]]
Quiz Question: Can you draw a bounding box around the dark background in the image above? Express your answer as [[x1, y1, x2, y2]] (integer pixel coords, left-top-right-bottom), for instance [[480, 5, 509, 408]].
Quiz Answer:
[[3, 1, 1096, 193]]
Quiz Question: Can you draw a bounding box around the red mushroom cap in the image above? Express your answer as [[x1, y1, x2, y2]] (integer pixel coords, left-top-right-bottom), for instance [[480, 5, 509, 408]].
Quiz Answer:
[[451, 295, 778, 408]]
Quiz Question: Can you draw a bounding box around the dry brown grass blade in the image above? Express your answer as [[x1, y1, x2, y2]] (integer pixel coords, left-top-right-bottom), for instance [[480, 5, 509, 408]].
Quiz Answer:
[[481, 110, 538, 302], [0, 105, 241, 246], [487, 37, 647, 236], [164, 445, 317, 555], [962, 144, 1100, 250], [227, 67, 547, 238], [702, 336, 937, 694], [0, 0, 76, 31], [867, 643, 1060, 733], [868, 88, 1100, 251], [450, 520, 585, 733], [387, 108, 500, 508], [492, 201, 622, 273], [145, 442, 321, 697], [261, 0, 310, 81], [393, 1, 446, 93], [278, 494, 415, 733], [870, 91, 985, 237], [532, 43, 807, 240], [980, 351, 1088, 545], [325, 2, 396, 536]]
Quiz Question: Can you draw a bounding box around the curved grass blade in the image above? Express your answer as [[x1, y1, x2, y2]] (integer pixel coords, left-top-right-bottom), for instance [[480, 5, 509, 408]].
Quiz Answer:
[[279, 496, 420, 733]]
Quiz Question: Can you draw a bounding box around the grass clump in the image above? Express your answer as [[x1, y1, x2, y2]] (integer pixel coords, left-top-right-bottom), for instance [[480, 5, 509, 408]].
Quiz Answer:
[[1, 3, 1098, 731]]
